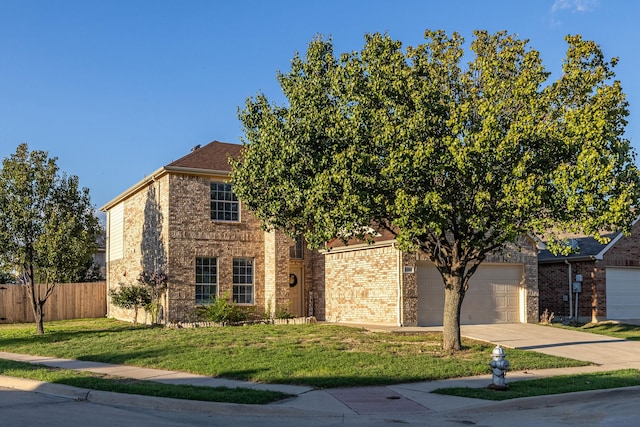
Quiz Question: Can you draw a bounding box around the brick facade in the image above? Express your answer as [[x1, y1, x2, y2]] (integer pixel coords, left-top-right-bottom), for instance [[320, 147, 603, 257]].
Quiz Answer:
[[322, 243, 400, 324], [166, 173, 268, 321], [105, 171, 303, 323], [538, 221, 640, 323], [106, 175, 170, 322], [538, 259, 605, 322]]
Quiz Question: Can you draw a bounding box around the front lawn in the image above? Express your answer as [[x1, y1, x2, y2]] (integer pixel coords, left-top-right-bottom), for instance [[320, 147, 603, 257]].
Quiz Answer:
[[0, 318, 588, 388], [434, 369, 640, 400], [553, 321, 640, 340], [0, 358, 288, 404]]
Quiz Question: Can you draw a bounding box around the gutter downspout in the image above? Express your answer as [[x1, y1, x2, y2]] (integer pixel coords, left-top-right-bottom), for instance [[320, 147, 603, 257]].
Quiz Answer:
[[565, 260, 573, 319]]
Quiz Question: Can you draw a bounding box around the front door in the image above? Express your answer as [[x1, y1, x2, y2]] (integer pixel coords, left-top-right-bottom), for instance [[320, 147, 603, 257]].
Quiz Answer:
[[288, 265, 304, 317]]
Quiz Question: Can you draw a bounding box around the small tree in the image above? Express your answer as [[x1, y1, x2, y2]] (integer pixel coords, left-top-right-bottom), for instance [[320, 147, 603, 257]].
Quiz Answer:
[[109, 284, 152, 325], [0, 144, 102, 334]]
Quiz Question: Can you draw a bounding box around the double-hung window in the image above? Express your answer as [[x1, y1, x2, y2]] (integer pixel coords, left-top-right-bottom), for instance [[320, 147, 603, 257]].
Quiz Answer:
[[195, 257, 217, 304], [210, 182, 239, 222], [233, 258, 254, 304]]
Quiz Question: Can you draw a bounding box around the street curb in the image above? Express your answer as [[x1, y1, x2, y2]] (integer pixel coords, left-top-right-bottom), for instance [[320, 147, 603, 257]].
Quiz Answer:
[[0, 375, 333, 417], [1, 375, 90, 401]]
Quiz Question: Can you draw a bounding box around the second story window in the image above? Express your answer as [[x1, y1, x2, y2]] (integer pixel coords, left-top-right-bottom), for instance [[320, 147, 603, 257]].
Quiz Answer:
[[210, 182, 239, 222], [290, 235, 304, 259]]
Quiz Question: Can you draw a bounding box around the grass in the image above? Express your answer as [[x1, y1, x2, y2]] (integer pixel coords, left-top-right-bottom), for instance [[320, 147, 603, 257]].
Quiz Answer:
[[552, 321, 640, 341], [0, 358, 288, 404], [433, 369, 640, 401], [0, 318, 588, 389]]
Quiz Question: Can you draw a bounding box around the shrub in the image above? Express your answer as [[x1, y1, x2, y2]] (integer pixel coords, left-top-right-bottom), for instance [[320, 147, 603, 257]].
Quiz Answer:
[[195, 292, 254, 324], [109, 284, 152, 325], [275, 304, 295, 319]]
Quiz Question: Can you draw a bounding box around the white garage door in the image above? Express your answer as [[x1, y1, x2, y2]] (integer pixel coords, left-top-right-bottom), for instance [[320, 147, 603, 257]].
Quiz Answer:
[[606, 268, 640, 320], [417, 261, 523, 326]]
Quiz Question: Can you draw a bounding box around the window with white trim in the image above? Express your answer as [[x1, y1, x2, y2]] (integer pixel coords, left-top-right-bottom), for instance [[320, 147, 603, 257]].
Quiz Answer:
[[195, 257, 217, 304], [210, 182, 239, 222], [233, 258, 254, 304]]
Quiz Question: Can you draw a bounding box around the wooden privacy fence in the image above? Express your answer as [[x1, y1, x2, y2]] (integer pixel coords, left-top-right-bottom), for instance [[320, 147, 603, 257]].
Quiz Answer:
[[0, 282, 106, 324]]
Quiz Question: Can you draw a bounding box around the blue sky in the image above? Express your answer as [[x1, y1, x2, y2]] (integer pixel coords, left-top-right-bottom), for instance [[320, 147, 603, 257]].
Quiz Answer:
[[1, 0, 638, 213]]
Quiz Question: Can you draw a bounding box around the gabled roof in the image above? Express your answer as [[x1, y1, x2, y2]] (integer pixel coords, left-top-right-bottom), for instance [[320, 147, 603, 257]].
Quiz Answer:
[[101, 140, 242, 211], [538, 232, 621, 263], [167, 140, 242, 171]]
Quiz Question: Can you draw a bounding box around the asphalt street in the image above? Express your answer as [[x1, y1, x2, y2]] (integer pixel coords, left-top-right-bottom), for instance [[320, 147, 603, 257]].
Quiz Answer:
[[2, 385, 640, 427]]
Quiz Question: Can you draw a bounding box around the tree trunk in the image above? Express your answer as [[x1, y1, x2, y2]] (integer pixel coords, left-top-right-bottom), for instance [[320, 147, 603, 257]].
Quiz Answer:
[[25, 274, 53, 335], [442, 273, 465, 351], [34, 302, 45, 335], [26, 282, 45, 335]]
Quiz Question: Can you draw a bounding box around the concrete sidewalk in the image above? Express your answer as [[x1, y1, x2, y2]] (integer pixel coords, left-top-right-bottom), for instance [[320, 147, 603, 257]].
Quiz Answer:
[[2, 323, 640, 417]]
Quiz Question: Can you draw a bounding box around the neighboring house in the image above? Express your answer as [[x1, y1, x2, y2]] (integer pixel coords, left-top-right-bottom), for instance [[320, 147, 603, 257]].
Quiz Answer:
[[92, 233, 107, 279], [101, 140, 539, 326], [538, 220, 640, 323]]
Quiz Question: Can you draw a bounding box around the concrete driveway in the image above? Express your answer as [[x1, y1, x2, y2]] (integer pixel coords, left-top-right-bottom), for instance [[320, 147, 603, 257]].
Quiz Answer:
[[460, 323, 640, 368]]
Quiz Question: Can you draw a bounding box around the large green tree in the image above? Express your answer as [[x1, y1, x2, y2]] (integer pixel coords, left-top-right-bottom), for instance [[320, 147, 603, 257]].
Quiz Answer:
[[0, 144, 102, 334], [232, 30, 640, 350]]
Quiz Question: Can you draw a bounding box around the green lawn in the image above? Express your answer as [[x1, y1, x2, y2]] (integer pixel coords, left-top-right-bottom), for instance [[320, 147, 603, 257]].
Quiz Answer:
[[0, 318, 588, 389], [553, 321, 640, 340], [434, 321, 640, 401], [434, 369, 640, 401], [0, 358, 288, 404]]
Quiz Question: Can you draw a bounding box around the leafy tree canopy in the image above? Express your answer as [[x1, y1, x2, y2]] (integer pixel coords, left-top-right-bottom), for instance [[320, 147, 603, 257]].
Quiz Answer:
[[232, 30, 640, 350], [0, 143, 102, 333]]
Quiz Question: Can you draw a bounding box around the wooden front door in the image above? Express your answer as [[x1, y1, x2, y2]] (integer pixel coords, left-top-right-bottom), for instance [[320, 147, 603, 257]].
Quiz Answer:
[[288, 265, 304, 317]]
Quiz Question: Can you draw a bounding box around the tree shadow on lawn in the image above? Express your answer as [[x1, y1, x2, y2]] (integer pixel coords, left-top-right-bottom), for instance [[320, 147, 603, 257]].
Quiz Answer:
[[0, 324, 153, 349], [576, 323, 640, 341]]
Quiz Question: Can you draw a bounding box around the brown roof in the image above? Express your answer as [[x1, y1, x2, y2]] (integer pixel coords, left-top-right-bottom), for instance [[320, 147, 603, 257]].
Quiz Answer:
[[167, 140, 242, 172], [327, 227, 397, 249]]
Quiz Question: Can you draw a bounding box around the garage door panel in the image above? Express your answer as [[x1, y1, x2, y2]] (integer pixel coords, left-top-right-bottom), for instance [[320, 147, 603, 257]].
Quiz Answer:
[[417, 261, 522, 326], [606, 268, 640, 320]]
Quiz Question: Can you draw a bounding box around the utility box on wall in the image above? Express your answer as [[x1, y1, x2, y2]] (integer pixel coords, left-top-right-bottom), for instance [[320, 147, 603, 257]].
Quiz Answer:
[[572, 282, 582, 293]]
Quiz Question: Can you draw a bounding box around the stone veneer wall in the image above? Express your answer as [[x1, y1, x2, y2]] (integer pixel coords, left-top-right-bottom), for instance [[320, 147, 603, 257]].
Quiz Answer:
[[310, 248, 326, 320], [264, 230, 294, 317], [399, 251, 418, 326], [323, 244, 400, 325]]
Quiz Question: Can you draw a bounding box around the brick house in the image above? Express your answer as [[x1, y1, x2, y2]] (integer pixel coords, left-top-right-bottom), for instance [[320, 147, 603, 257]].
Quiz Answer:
[[538, 220, 640, 323], [101, 141, 316, 323], [101, 140, 539, 326]]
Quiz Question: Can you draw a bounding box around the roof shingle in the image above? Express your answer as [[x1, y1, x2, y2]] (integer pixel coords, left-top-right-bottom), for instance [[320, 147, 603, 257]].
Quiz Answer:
[[167, 140, 242, 172]]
